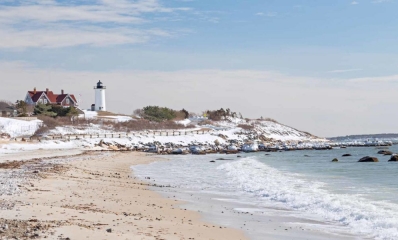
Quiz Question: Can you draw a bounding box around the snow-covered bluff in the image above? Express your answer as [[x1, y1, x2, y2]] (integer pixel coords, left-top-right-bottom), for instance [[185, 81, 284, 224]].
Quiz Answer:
[[1, 116, 325, 145], [202, 117, 321, 142], [47, 117, 325, 145]]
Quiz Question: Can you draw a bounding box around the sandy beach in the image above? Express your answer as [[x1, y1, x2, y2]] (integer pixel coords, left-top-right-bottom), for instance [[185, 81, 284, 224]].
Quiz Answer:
[[0, 149, 247, 240]]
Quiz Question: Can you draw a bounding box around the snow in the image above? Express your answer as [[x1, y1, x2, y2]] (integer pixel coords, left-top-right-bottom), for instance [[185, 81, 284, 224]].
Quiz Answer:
[[49, 123, 116, 135], [0, 117, 42, 137], [79, 110, 132, 122], [79, 110, 98, 119], [97, 116, 133, 122], [176, 119, 191, 126]]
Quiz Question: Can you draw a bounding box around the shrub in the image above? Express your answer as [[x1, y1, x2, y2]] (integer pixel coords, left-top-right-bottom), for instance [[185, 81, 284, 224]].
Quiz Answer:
[[142, 106, 176, 122], [134, 106, 190, 122], [206, 108, 239, 121]]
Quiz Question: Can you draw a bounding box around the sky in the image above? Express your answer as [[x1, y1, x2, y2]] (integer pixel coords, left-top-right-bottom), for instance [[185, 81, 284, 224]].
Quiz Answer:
[[0, 0, 397, 137]]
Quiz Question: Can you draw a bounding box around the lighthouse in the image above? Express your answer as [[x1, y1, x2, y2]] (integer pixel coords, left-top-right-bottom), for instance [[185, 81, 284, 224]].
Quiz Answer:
[[94, 80, 106, 111]]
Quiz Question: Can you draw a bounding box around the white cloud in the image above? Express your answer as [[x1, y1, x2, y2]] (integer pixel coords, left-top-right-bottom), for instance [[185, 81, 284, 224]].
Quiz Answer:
[[348, 74, 398, 82], [351, 1, 359, 5], [327, 68, 362, 73], [255, 12, 277, 17], [0, 0, 189, 49], [372, 0, 391, 3]]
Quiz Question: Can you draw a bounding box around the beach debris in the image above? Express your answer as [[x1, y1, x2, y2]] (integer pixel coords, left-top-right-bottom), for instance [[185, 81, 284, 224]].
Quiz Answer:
[[358, 156, 379, 162], [106, 228, 112, 233], [331, 158, 339, 162]]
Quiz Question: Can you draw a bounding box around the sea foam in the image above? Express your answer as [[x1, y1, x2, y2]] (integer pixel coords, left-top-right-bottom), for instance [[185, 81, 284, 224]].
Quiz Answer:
[[218, 158, 398, 240]]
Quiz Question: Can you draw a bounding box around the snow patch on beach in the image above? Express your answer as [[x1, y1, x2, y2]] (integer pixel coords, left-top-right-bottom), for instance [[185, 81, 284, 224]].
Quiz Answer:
[[0, 117, 42, 137]]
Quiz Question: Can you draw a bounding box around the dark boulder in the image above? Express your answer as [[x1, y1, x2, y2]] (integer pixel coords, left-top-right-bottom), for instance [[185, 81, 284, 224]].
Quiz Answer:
[[388, 155, 398, 162], [210, 160, 216, 163], [331, 158, 339, 162], [342, 154, 352, 157], [358, 156, 379, 162]]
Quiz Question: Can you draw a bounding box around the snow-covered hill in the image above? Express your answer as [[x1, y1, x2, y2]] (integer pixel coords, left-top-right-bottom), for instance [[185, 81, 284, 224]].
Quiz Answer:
[[1, 115, 324, 144]]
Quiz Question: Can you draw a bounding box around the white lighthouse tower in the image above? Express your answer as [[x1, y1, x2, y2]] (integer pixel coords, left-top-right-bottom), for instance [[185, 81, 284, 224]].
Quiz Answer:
[[94, 80, 106, 111]]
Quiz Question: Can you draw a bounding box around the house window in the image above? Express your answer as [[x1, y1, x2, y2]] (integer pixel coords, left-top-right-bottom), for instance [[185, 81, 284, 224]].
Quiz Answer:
[[44, 99, 48, 104], [66, 99, 70, 104]]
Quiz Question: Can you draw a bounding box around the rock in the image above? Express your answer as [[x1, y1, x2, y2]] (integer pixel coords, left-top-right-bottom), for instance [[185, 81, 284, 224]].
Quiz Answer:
[[388, 155, 398, 162], [342, 154, 352, 157], [304, 155, 310, 157], [331, 158, 338, 162], [377, 150, 392, 155], [216, 158, 233, 161], [106, 228, 112, 233], [237, 155, 241, 158], [210, 160, 216, 163], [358, 156, 379, 162]]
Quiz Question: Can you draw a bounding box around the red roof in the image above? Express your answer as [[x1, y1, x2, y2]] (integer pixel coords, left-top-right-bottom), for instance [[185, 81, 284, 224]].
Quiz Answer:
[[28, 90, 78, 104]]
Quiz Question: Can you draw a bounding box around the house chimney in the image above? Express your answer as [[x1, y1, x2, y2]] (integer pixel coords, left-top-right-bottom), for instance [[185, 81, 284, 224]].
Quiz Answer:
[[46, 88, 49, 93], [61, 89, 64, 95], [34, 87, 36, 94]]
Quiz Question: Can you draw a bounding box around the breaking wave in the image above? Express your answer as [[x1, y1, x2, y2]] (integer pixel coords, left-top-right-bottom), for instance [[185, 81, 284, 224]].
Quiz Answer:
[[218, 158, 398, 240]]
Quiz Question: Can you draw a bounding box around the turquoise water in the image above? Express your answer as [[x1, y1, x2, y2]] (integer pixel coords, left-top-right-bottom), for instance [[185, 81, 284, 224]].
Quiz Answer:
[[133, 146, 398, 240]]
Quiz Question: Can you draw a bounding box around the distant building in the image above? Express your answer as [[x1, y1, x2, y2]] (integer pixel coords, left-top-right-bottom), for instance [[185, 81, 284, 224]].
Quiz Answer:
[[93, 80, 106, 111], [25, 88, 78, 107]]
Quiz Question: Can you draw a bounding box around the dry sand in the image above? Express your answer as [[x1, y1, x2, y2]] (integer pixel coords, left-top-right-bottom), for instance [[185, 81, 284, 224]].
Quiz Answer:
[[0, 150, 247, 240]]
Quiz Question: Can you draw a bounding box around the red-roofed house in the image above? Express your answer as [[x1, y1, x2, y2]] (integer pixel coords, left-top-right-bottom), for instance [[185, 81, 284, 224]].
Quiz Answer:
[[25, 88, 78, 107]]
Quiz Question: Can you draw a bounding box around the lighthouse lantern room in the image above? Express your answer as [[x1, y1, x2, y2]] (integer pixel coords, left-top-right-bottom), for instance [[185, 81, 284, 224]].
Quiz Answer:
[[94, 80, 106, 111]]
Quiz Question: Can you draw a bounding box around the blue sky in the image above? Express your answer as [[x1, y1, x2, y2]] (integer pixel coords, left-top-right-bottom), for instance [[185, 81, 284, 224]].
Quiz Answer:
[[0, 0, 397, 136]]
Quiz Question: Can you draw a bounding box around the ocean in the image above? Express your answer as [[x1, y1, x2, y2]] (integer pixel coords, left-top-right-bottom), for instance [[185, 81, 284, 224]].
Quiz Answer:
[[133, 145, 398, 240]]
